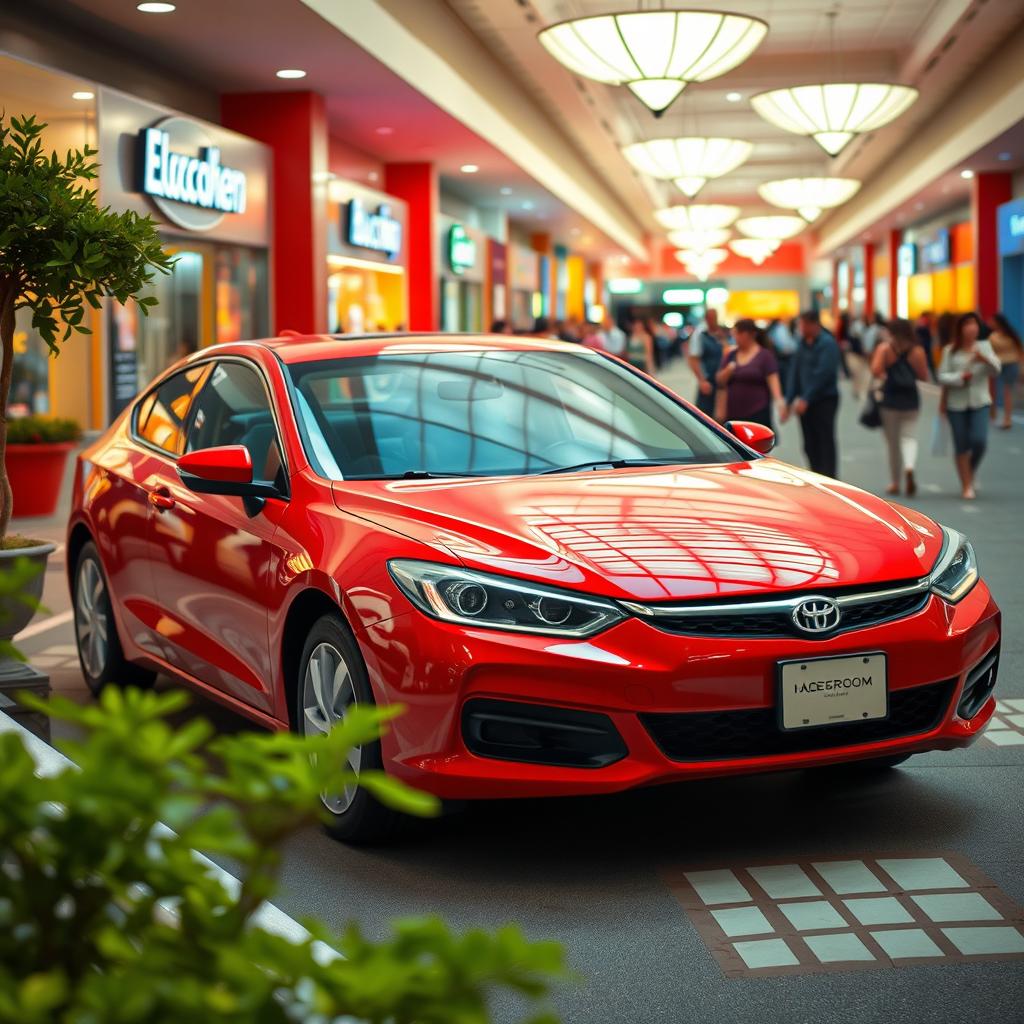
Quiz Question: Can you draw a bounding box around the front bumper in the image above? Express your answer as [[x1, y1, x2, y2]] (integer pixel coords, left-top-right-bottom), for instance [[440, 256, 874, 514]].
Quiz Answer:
[[357, 580, 1001, 799]]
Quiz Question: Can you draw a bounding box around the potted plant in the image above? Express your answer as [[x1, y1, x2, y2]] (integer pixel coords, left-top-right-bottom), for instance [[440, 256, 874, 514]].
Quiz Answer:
[[4, 415, 82, 518]]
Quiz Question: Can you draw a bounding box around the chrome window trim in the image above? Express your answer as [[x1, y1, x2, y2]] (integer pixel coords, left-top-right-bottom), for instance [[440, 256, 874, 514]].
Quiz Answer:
[[620, 578, 931, 619]]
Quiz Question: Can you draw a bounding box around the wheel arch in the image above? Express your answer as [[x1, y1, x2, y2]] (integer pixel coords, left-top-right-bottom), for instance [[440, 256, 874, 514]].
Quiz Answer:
[[66, 520, 95, 593]]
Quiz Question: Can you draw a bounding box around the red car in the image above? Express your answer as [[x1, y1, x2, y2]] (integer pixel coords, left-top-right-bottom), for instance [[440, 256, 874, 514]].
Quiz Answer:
[[68, 334, 1000, 841]]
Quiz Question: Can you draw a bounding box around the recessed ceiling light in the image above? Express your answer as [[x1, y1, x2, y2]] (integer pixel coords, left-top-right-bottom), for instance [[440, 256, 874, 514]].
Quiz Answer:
[[960, 169, 974, 179], [137, 2, 176, 11], [726, 91, 742, 102], [998, 151, 1012, 161], [71, 91, 94, 101], [275, 69, 306, 79], [500, 186, 513, 195], [374, 126, 393, 135], [521, 201, 534, 210], [460, 164, 479, 173]]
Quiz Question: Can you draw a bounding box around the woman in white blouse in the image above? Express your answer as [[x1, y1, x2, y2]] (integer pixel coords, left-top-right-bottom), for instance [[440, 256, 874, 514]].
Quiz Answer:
[[937, 312, 1002, 499]]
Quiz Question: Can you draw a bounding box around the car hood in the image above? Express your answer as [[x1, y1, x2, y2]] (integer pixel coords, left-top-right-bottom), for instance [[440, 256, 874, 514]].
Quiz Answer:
[[332, 459, 944, 602]]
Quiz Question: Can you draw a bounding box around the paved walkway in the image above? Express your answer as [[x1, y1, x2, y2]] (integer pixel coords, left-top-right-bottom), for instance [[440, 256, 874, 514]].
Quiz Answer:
[[9, 358, 1024, 1023]]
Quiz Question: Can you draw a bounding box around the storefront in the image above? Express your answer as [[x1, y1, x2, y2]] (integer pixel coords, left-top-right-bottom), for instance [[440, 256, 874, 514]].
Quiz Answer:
[[507, 244, 540, 330], [98, 89, 272, 419], [897, 220, 974, 320], [439, 218, 486, 332], [997, 196, 1024, 332], [326, 181, 409, 333]]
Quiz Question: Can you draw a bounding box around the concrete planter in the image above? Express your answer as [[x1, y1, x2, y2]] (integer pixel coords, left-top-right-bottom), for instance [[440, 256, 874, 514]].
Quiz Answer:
[[0, 541, 56, 740]]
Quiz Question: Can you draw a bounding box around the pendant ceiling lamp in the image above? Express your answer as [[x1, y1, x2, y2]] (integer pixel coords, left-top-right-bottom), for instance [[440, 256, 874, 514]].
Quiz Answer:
[[728, 238, 779, 265], [666, 227, 732, 251], [538, 9, 768, 116], [622, 137, 753, 197], [750, 83, 918, 155], [758, 176, 861, 224], [654, 204, 741, 232], [736, 215, 806, 241], [675, 247, 728, 281]]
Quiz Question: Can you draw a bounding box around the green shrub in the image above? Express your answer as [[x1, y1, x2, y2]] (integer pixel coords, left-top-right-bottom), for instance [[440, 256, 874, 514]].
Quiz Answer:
[[0, 686, 565, 1023], [5, 415, 82, 445]]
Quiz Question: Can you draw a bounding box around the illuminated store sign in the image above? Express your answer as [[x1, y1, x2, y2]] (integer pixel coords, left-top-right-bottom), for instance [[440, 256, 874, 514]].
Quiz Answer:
[[998, 198, 1024, 258], [347, 199, 403, 259], [449, 224, 477, 274], [922, 228, 950, 269], [137, 126, 247, 219], [897, 242, 917, 277]]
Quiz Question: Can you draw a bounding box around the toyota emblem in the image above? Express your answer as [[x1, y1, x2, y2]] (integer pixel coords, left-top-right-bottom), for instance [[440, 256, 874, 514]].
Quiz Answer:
[[792, 596, 841, 634]]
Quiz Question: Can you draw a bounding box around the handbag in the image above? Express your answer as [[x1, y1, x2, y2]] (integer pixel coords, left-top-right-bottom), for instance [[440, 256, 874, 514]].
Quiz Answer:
[[858, 383, 883, 429]]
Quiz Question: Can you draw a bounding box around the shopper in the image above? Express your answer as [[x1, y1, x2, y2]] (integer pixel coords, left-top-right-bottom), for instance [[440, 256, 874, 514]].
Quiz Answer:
[[687, 309, 724, 417], [625, 318, 655, 372], [715, 318, 784, 428], [581, 320, 607, 351], [870, 317, 930, 495], [860, 311, 885, 357], [915, 311, 937, 380], [490, 318, 513, 335], [767, 317, 797, 391], [937, 312, 1001, 499], [988, 312, 1022, 429], [603, 315, 627, 357], [781, 309, 841, 477]]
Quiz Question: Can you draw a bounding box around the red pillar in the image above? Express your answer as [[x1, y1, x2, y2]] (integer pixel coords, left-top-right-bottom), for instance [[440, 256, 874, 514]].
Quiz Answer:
[[863, 242, 875, 320], [221, 91, 328, 335], [384, 163, 438, 331], [886, 229, 901, 320], [972, 171, 1013, 319]]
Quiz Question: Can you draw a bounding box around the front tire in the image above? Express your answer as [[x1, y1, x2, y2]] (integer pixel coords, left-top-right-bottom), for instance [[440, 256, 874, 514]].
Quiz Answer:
[[73, 541, 156, 696], [294, 613, 408, 844]]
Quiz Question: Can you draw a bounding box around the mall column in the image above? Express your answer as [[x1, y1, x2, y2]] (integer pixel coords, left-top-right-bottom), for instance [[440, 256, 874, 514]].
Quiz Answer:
[[863, 242, 875, 320], [886, 229, 900, 319], [384, 163, 438, 331], [221, 91, 328, 335], [972, 172, 1013, 320]]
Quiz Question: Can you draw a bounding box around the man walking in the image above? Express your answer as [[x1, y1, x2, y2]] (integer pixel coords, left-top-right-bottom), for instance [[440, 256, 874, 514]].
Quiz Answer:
[[782, 309, 841, 477]]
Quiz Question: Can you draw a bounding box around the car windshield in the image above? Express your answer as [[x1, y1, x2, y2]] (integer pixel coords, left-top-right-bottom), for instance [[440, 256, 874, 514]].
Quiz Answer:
[[284, 348, 741, 480]]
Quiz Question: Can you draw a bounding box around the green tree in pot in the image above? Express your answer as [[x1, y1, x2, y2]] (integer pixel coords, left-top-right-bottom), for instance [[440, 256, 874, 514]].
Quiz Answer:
[[0, 113, 173, 698]]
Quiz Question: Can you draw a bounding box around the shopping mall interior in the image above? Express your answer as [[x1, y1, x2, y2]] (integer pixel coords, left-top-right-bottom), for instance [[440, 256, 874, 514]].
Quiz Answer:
[[2, 1, 1024, 1022]]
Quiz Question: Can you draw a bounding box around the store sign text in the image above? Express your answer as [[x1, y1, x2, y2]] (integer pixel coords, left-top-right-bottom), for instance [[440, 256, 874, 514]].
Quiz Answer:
[[347, 199, 403, 259], [449, 224, 477, 274], [137, 128, 247, 215]]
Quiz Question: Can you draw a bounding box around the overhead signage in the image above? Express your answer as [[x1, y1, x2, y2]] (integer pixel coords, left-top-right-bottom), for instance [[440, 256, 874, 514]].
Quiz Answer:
[[922, 228, 950, 269], [136, 119, 247, 231], [663, 287, 704, 305], [897, 242, 917, 277], [346, 198, 403, 259], [997, 197, 1024, 258], [608, 278, 644, 294], [449, 224, 477, 274]]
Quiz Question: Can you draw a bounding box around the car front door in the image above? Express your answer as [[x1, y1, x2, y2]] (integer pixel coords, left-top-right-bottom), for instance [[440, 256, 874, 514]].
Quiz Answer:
[[146, 358, 290, 716]]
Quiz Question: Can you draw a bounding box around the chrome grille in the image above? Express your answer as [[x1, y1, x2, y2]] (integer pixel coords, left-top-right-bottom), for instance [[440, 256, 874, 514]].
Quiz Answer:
[[622, 580, 931, 640]]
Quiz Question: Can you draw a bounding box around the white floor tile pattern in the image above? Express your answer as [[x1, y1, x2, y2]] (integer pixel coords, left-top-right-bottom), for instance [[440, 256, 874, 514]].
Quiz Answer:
[[983, 700, 1024, 745], [668, 853, 1024, 978]]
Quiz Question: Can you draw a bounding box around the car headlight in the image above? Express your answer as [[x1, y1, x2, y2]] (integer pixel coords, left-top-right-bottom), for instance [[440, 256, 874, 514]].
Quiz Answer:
[[388, 560, 625, 637], [929, 526, 978, 603]]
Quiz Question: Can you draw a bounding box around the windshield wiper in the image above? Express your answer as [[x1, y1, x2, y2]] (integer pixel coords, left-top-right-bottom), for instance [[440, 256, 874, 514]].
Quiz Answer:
[[377, 470, 465, 479], [540, 457, 690, 475]]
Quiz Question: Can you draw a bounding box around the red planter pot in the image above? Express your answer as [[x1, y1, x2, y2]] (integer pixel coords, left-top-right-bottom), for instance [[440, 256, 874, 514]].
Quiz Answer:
[[6, 442, 76, 518]]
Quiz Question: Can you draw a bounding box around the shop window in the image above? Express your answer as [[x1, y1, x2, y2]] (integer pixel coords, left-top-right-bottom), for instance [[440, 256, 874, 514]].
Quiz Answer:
[[216, 247, 269, 343], [7, 309, 52, 417]]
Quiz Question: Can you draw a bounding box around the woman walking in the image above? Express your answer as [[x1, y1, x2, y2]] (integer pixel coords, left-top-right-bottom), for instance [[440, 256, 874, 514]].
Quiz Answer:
[[937, 312, 1001, 499], [988, 312, 1022, 429], [869, 317, 929, 495], [715, 318, 784, 427]]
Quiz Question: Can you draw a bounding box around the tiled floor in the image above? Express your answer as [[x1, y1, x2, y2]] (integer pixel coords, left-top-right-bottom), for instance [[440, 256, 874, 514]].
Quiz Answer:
[[665, 854, 1024, 978], [983, 700, 1024, 746]]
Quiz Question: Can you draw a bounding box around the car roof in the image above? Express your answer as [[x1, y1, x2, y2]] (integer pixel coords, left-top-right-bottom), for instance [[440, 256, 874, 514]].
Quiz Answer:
[[200, 332, 588, 365]]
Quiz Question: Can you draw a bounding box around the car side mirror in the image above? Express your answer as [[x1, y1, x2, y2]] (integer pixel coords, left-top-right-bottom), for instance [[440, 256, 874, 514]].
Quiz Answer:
[[177, 446, 282, 505], [726, 420, 776, 455]]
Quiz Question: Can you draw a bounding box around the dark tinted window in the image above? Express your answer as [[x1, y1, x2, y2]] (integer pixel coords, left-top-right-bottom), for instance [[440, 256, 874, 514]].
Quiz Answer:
[[135, 364, 210, 455], [285, 349, 738, 479], [186, 362, 285, 486]]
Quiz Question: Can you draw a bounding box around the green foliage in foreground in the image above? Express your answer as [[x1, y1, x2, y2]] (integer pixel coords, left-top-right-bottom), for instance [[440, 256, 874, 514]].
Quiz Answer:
[[0, 687, 565, 1023], [5, 416, 82, 445]]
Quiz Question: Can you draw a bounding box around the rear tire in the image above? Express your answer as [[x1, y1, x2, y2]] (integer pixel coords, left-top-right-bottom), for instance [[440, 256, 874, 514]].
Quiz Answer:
[[293, 613, 410, 844], [73, 541, 156, 696]]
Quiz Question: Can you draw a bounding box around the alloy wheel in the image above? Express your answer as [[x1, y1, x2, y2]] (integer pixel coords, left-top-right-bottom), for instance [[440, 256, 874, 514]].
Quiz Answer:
[[75, 559, 109, 680], [301, 641, 362, 813]]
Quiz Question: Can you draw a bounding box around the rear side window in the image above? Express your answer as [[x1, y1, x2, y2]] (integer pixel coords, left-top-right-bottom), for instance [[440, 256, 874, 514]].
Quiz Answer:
[[135, 364, 210, 455]]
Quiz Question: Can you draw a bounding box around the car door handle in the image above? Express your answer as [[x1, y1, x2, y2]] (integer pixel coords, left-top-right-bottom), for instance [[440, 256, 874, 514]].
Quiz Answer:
[[148, 488, 176, 511]]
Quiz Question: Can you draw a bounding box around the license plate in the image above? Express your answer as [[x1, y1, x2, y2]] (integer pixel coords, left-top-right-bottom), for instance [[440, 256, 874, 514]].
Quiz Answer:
[[778, 653, 887, 731]]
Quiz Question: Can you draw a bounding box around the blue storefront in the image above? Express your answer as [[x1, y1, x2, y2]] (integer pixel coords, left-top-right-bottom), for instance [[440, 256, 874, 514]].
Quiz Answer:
[[997, 196, 1024, 333]]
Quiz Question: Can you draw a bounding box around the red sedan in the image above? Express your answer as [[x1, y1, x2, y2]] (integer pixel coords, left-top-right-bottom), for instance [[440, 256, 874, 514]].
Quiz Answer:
[[68, 334, 1000, 841]]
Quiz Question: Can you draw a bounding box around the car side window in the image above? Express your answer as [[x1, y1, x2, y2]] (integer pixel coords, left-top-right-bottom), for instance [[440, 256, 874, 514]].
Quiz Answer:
[[186, 361, 286, 487], [134, 364, 211, 456]]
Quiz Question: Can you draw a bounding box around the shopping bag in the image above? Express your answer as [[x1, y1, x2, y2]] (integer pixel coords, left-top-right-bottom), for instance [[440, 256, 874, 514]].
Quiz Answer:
[[929, 413, 950, 457], [858, 387, 882, 429]]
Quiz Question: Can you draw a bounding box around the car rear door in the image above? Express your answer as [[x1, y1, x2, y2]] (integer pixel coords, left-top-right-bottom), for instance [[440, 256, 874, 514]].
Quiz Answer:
[[145, 358, 290, 715]]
